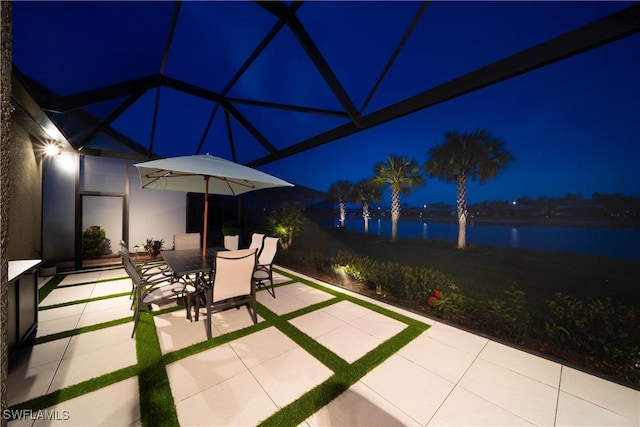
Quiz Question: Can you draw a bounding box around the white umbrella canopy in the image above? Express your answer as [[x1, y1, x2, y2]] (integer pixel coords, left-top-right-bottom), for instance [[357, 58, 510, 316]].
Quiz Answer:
[[134, 154, 294, 255], [135, 154, 293, 195]]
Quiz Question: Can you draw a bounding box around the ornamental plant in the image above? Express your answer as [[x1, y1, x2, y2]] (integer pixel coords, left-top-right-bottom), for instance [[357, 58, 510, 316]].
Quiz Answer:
[[144, 238, 164, 259], [430, 284, 467, 322], [268, 202, 303, 250], [82, 225, 106, 259]]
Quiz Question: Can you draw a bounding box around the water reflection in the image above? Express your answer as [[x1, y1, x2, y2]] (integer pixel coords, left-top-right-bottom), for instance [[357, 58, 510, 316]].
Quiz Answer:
[[510, 227, 519, 248], [341, 217, 639, 260]]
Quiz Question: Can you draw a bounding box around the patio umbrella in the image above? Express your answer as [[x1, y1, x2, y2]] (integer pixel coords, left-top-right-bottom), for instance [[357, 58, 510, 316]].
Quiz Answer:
[[134, 154, 294, 256]]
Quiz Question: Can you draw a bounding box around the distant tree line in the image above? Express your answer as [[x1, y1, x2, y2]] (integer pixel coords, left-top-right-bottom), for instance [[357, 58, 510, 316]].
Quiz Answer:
[[466, 192, 640, 219], [363, 192, 640, 220]]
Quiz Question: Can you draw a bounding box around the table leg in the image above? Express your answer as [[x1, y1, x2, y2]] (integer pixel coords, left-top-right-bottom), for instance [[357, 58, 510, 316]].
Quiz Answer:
[[205, 286, 212, 339]]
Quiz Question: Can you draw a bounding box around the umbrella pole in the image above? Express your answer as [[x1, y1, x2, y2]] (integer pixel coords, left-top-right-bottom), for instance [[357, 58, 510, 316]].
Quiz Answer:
[[203, 176, 209, 257]]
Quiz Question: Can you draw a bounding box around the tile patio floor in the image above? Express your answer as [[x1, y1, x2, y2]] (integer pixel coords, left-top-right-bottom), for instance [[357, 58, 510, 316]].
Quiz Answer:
[[7, 265, 639, 426]]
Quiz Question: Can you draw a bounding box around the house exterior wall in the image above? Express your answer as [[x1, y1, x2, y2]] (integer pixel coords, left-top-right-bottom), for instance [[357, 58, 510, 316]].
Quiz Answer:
[[41, 151, 77, 262], [42, 154, 186, 262], [128, 163, 186, 252], [8, 124, 41, 260], [1, 0, 11, 418]]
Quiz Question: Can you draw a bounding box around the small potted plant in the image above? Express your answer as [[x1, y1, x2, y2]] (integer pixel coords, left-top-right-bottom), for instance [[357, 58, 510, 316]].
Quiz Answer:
[[221, 220, 241, 250], [144, 238, 164, 259]]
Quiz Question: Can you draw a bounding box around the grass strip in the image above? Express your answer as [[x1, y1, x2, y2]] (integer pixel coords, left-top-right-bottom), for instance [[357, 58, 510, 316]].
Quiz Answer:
[[257, 303, 349, 373], [39, 292, 130, 310], [162, 319, 271, 365], [34, 317, 132, 345], [259, 321, 428, 427], [54, 276, 128, 288], [256, 272, 430, 426], [135, 311, 179, 427], [279, 298, 342, 322], [8, 365, 138, 413], [38, 275, 65, 303], [278, 271, 430, 327]]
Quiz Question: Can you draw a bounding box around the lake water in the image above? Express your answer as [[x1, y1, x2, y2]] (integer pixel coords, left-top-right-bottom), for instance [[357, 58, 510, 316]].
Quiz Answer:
[[338, 217, 640, 260]]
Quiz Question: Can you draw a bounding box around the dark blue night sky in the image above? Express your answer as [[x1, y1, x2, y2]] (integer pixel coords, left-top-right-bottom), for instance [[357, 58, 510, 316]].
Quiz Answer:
[[12, 1, 640, 206]]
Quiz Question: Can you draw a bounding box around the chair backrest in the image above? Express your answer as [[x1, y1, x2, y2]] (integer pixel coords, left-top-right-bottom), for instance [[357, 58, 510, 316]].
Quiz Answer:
[[119, 244, 131, 256], [174, 233, 201, 250], [211, 248, 257, 303], [119, 250, 142, 286], [257, 236, 279, 266], [223, 234, 239, 251], [248, 233, 265, 252]]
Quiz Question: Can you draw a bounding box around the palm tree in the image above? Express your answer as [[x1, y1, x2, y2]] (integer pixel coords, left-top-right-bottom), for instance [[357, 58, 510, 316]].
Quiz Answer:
[[351, 179, 383, 233], [327, 180, 354, 228], [373, 155, 424, 241], [425, 129, 514, 249]]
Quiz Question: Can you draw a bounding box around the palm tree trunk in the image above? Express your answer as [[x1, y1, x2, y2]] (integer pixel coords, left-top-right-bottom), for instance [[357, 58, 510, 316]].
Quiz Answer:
[[456, 174, 468, 249], [339, 202, 346, 227], [362, 201, 370, 233], [391, 189, 400, 241]]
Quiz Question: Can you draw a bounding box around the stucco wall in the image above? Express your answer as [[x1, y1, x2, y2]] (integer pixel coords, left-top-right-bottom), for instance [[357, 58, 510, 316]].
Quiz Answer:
[[128, 163, 186, 252], [8, 124, 41, 259], [42, 155, 187, 262]]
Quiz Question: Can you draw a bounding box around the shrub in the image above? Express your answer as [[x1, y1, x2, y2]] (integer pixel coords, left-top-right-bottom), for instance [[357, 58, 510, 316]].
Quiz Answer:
[[82, 225, 105, 259], [430, 284, 467, 322], [545, 292, 639, 367], [268, 202, 303, 250], [279, 249, 332, 273], [221, 220, 241, 236], [331, 250, 450, 303], [483, 287, 532, 343]]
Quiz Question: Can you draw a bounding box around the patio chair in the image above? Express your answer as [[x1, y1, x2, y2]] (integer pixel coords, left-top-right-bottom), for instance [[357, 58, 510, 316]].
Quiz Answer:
[[223, 234, 239, 251], [253, 236, 279, 298], [120, 251, 184, 338], [202, 248, 258, 339], [173, 233, 202, 284], [119, 241, 169, 274], [174, 232, 201, 250], [118, 243, 171, 300], [248, 233, 265, 257]]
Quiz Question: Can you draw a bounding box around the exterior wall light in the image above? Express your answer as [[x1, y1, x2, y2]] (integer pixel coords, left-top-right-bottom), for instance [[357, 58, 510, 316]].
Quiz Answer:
[[43, 142, 62, 156]]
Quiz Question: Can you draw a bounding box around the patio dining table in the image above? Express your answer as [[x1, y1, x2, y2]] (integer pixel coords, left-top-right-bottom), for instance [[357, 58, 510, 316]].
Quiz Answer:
[[161, 247, 225, 278], [161, 247, 225, 321]]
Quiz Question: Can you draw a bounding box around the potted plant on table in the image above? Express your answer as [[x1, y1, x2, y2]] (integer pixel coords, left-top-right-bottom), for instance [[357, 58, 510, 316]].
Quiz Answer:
[[144, 238, 164, 260]]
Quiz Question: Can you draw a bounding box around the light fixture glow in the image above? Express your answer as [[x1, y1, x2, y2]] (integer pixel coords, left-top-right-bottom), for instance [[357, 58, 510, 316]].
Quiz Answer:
[[44, 142, 61, 156]]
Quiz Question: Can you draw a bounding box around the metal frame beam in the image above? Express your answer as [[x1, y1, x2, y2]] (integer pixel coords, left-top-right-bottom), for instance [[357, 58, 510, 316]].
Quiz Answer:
[[247, 3, 640, 167], [259, 1, 363, 128]]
